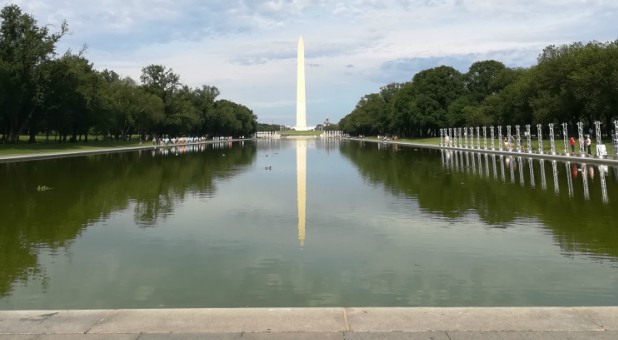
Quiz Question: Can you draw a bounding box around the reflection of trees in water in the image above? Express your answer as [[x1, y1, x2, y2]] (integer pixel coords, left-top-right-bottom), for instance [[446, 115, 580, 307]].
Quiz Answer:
[[339, 142, 618, 260], [0, 143, 256, 297], [133, 193, 176, 227], [0, 239, 45, 300]]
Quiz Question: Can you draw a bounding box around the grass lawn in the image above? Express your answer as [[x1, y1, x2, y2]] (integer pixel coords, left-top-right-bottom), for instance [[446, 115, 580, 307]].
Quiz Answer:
[[0, 137, 143, 157]]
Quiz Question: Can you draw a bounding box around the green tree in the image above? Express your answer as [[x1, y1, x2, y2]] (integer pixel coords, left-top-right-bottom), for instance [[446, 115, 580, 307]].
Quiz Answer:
[[190, 85, 220, 135], [37, 56, 81, 142], [140, 64, 182, 134], [0, 4, 67, 143], [212, 99, 257, 136], [532, 43, 583, 125], [101, 76, 164, 140], [487, 68, 534, 125], [256, 123, 281, 132], [38, 52, 102, 142], [165, 85, 200, 135], [465, 60, 507, 102], [340, 94, 381, 136], [568, 41, 618, 129], [387, 82, 414, 137], [393, 66, 465, 137], [339, 83, 400, 136], [446, 95, 474, 127], [140, 64, 179, 102]]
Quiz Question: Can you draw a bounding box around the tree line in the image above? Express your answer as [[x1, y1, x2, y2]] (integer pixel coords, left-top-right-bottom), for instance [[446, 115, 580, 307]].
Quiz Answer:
[[339, 39, 618, 138], [0, 4, 258, 144]]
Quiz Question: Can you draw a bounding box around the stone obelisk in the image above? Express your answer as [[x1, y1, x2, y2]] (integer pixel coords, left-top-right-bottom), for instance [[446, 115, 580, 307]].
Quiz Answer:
[[295, 36, 308, 131]]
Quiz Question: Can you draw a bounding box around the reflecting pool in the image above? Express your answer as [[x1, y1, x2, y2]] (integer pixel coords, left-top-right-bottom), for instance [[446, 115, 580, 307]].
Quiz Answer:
[[1, 139, 617, 309]]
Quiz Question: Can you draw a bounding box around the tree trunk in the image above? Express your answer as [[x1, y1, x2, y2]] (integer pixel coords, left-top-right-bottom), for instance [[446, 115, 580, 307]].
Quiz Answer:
[[7, 131, 19, 144], [28, 130, 36, 143]]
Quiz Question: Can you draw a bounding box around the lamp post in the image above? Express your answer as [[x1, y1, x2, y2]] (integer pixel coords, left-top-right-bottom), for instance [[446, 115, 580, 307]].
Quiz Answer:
[[614, 120, 618, 158], [536, 124, 543, 154], [489, 126, 495, 150], [549, 123, 556, 155], [476, 126, 481, 149], [577, 122, 585, 156], [457, 128, 462, 148], [525, 124, 532, 153], [595, 121, 603, 158], [562, 122, 568, 156]]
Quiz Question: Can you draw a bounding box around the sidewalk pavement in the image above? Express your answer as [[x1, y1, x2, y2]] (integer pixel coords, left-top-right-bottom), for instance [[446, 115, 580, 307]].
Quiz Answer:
[[4, 138, 618, 167], [1, 307, 617, 339], [0, 139, 249, 163]]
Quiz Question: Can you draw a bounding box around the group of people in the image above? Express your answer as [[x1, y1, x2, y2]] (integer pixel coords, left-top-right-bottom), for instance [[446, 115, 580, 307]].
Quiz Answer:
[[151, 135, 246, 146], [444, 132, 603, 157], [568, 135, 593, 155], [497, 135, 594, 156], [152, 136, 209, 146], [503, 137, 512, 150]]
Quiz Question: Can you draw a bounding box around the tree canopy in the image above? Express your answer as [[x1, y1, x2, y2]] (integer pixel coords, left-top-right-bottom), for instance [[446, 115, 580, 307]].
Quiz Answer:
[[340, 40, 618, 137], [0, 4, 257, 143]]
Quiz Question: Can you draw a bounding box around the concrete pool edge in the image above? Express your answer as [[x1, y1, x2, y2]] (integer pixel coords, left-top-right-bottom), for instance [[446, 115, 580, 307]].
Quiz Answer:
[[1, 307, 617, 337], [4, 138, 618, 167], [352, 138, 618, 166], [0, 139, 251, 163]]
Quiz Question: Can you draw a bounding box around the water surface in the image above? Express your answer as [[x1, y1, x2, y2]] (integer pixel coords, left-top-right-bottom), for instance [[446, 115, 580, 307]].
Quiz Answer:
[[1, 140, 617, 309]]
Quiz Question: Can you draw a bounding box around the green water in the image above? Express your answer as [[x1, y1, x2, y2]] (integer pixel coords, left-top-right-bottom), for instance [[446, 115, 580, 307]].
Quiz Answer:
[[1, 140, 617, 309]]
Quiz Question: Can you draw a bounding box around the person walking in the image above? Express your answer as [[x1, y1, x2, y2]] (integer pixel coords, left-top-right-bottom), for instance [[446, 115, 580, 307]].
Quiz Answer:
[[569, 136, 575, 154], [585, 135, 592, 156]]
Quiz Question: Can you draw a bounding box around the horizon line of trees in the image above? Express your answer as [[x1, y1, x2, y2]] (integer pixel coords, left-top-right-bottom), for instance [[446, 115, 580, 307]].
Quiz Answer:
[[339, 39, 618, 138], [0, 4, 258, 144]]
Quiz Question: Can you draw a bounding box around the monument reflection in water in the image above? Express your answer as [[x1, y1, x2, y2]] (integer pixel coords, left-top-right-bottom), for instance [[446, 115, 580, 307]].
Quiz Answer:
[[297, 139, 307, 246], [1, 140, 618, 309]]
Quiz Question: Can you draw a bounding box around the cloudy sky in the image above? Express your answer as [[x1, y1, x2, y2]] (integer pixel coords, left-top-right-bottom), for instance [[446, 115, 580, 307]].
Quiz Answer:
[[4, 0, 617, 127]]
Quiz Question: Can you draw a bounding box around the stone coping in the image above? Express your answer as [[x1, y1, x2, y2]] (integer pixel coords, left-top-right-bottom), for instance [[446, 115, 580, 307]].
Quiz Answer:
[[0, 139, 249, 163], [0, 307, 617, 336], [3, 138, 618, 167], [355, 138, 618, 166]]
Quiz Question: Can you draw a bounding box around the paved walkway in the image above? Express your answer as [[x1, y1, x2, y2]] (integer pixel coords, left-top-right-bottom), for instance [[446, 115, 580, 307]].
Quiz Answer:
[[353, 138, 618, 166], [4, 138, 618, 167], [1, 307, 617, 339], [0, 140, 247, 163]]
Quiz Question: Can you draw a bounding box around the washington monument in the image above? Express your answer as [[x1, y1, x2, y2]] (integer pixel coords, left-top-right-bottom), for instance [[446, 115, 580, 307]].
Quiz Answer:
[[295, 36, 308, 131]]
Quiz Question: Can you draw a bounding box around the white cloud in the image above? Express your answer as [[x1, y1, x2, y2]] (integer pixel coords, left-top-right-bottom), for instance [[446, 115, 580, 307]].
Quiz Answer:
[[2, 0, 616, 125]]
